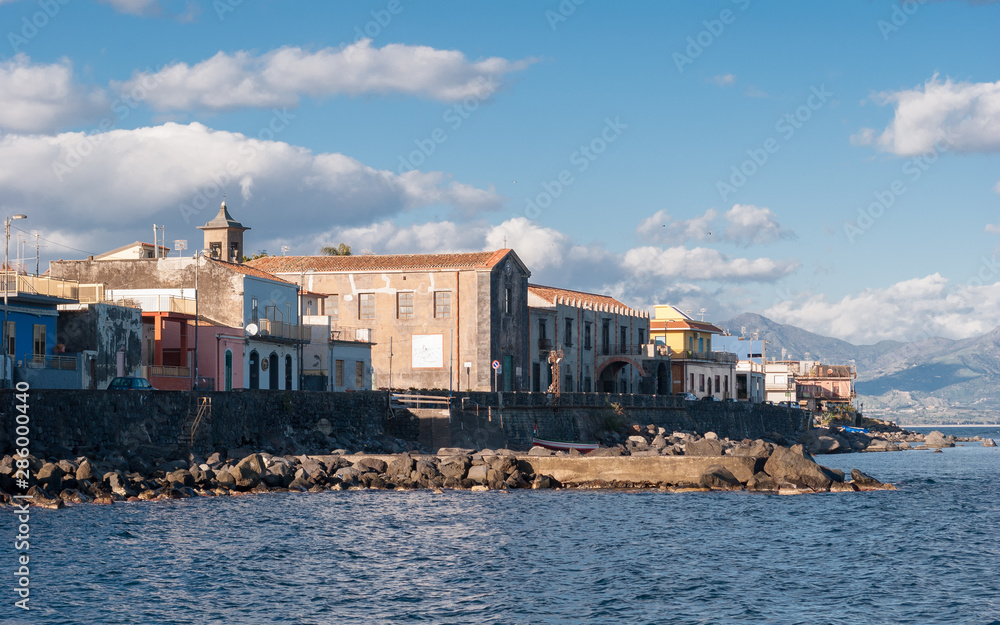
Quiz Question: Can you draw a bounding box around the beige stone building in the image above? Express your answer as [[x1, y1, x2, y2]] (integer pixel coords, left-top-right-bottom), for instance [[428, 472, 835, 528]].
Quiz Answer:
[[247, 250, 530, 391]]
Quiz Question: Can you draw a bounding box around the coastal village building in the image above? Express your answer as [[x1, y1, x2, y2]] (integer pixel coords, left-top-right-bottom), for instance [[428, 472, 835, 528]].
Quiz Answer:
[[764, 361, 799, 404], [95, 241, 171, 261], [649, 305, 736, 399], [526, 285, 669, 394], [247, 250, 530, 392], [300, 290, 374, 392], [50, 203, 309, 390], [713, 334, 767, 403]]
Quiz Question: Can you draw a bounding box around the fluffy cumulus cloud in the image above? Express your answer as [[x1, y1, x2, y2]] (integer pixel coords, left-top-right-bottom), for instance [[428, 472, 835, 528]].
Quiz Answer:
[[0, 122, 502, 253], [622, 246, 799, 282], [722, 204, 795, 246], [637, 204, 794, 247], [0, 55, 109, 133], [119, 41, 536, 111], [765, 273, 1000, 343], [854, 75, 1000, 156]]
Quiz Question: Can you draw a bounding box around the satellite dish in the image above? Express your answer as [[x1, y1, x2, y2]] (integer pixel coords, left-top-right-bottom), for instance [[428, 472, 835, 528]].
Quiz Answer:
[[245, 323, 259, 336]]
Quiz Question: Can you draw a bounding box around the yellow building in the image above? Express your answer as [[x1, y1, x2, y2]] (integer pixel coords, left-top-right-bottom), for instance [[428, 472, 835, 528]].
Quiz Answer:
[[649, 305, 736, 399]]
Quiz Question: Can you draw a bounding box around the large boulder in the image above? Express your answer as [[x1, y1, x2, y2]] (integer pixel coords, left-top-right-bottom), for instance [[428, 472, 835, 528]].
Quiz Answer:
[[36, 463, 65, 492], [729, 439, 774, 459], [387, 453, 415, 477], [745, 471, 778, 492], [763, 446, 833, 491], [466, 464, 489, 485], [685, 438, 724, 457], [354, 457, 387, 474], [924, 431, 956, 448], [850, 469, 885, 489], [439, 455, 471, 480], [165, 469, 194, 488], [230, 454, 266, 490], [983, 439, 997, 447], [700, 465, 742, 490]]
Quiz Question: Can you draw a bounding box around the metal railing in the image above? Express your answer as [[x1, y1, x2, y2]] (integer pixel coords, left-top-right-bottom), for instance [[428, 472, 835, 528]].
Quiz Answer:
[[673, 350, 738, 364], [331, 327, 374, 343], [113, 294, 196, 314], [21, 353, 78, 370], [3, 273, 80, 300], [259, 318, 311, 341], [148, 365, 191, 377]]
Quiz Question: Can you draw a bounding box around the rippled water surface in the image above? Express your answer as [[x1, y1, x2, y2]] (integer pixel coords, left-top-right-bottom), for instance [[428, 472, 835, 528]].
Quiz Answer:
[[10, 428, 1000, 624]]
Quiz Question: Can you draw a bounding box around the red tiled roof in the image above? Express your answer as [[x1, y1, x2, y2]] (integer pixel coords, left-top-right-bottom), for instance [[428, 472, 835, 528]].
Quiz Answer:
[[528, 284, 639, 314], [650, 319, 724, 334], [246, 250, 515, 273], [208, 258, 295, 285]]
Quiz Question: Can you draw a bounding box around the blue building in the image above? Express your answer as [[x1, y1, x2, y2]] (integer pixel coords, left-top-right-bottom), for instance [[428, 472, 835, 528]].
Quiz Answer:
[[2, 274, 79, 387]]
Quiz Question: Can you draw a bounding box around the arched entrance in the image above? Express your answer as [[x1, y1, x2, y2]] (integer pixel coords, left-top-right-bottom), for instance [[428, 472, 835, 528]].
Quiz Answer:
[[248, 350, 259, 389], [656, 362, 669, 395], [268, 352, 279, 389], [285, 354, 293, 390]]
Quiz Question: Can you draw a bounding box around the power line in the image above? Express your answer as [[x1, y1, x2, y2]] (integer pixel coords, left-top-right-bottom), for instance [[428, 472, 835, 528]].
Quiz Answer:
[[9, 225, 95, 256]]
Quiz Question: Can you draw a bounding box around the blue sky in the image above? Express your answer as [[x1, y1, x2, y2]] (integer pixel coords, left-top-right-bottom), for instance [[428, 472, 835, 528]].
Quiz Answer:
[[2, 0, 1000, 344]]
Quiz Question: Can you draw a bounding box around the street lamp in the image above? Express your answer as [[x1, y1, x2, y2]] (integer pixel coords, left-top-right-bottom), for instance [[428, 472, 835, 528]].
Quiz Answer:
[[3, 214, 27, 389]]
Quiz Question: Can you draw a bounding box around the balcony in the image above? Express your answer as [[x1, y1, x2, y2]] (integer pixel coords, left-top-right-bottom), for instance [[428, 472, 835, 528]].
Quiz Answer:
[[538, 338, 553, 353], [3, 273, 80, 301], [21, 354, 78, 370], [258, 318, 311, 342], [118, 294, 196, 314], [673, 350, 738, 364], [332, 327, 374, 343]]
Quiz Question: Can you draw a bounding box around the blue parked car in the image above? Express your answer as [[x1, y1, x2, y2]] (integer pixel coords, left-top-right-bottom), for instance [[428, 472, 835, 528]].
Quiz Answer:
[[107, 377, 156, 390]]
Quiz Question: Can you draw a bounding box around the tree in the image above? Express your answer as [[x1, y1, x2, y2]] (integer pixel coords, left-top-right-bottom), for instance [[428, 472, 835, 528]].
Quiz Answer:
[[242, 251, 269, 262], [322, 243, 352, 256]]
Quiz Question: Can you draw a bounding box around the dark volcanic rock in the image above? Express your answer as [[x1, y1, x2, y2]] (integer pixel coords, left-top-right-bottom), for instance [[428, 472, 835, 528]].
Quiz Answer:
[[685, 438, 724, 457], [763, 446, 833, 491], [850, 469, 883, 488], [745, 471, 778, 492], [700, 465, 742, 490]]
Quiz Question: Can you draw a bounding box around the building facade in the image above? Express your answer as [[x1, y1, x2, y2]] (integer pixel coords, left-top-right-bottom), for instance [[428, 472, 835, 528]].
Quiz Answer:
[[526, 284, 668, 394], [649, 305, 736, 399], [247, 250, 530, 392]]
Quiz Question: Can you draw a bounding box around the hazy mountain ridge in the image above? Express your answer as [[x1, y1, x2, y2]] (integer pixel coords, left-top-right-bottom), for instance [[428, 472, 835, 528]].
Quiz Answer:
[[718, 313, 1000, 424]]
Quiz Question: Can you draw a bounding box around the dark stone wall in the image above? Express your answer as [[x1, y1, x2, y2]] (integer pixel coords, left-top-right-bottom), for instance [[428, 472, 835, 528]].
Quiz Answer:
[[448, 392, 806, 450], [0, 389, 390, 456]]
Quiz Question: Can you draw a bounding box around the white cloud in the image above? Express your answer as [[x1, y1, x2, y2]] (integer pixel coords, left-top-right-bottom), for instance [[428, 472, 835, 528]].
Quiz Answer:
[[636, 209, 717, 244], [994, 181, 1000, 194], [622, 246, 799, 282], [637, 204, 793, 247], [722, 204, 795, 246], [0, 122, 502, 253], [707, 74, 735, 87], [98, 0, 200, 20], [986, 222, 1000, 234], [0, 55, 108, 133], [765, 273, 1000, 343], [119, 41, 536, 111], [859, 75, 1000, 156]]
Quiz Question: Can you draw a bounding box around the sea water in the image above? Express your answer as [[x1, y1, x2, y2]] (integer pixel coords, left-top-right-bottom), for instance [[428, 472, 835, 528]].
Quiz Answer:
[[8, 427, 1000, 625]]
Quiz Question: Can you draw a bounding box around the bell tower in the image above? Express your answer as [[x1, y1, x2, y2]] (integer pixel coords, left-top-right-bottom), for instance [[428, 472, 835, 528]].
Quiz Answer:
[[197, 200, 250, 263]]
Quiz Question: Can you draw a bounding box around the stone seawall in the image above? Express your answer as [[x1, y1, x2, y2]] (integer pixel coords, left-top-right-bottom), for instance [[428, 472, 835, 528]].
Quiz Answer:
[[447, 392, 807, 450], [0, 389, 398, 455], [1, 389, 804, 457]]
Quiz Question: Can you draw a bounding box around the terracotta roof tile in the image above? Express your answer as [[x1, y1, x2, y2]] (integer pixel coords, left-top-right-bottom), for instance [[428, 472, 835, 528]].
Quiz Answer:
[[209, 258, 295, 284], [528, 284, 641, 314], [246, 250, 514, 273]]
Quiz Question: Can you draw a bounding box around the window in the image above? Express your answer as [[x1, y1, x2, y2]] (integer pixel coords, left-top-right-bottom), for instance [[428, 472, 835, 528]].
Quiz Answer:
[[621, 326, 628, 349], [689, 373, 694, 392], [33, 325, 45, 359], [504, 287, 511, 314], [584, 376, 592, 392], [251, 297, 259, 324], [209, 241, 222, 259], [356, 361, 365, 388], [715, 375, 721, 394], [698, 336, 704, 352], [564, 318, 573, 346], [327, 295, 339, 319], [6, 321, 15, 357], [397, 292, 414, 319], [532, 362, 540, 392], [335, 359, 344, 387], [602, 320, 610, 355], [359, 293, 375, 320], [724, 375, 729, 395], [638, 329, 645, 345], [565, 369, 573, 394], [539, 319, 547, 340], [434, 291, 451, 318], [699, 374, 705, 392], [584, 322, 592, 350]]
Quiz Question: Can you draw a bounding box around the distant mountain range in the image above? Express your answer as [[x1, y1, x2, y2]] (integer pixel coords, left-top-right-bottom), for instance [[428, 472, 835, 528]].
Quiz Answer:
[[717, 313, 1000, 425]]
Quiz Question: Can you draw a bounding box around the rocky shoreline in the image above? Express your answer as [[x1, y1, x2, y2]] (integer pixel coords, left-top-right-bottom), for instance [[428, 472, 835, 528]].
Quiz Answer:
[[1, 423, 939, 509]]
